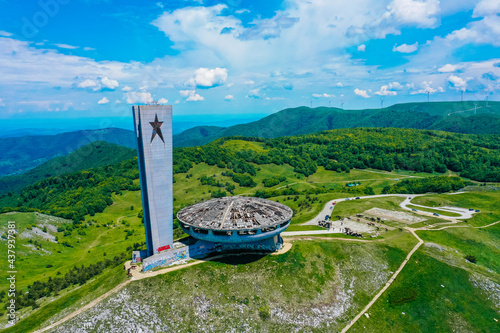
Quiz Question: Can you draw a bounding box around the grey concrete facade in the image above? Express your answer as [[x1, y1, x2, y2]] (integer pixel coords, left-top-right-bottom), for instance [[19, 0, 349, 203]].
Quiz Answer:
[[133, 105, 173, 256]]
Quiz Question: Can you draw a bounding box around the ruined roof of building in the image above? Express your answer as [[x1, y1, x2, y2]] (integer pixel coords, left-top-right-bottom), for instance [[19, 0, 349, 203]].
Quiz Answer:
[[177, 196, 293, 230]]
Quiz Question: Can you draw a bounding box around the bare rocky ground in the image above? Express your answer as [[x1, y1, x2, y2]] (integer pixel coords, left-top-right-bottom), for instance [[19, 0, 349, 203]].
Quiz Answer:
[[48, 244, 393, 333], [470, 274, 500, 308], [364, 207, 426, 224], [19, 226, 57, 243]]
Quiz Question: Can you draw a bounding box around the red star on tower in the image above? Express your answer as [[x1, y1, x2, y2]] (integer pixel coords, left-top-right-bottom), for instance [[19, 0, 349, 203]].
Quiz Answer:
[[149, 113, 165, 143]]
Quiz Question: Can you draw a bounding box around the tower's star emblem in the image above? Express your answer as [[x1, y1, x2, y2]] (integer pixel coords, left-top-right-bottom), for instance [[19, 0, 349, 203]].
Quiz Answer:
[[149, 113, 165, 143]]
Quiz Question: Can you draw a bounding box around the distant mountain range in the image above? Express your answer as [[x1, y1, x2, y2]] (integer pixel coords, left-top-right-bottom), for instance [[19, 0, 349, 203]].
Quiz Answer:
[[173, 101, 500, 147], [0, 141, 136, 195], [1, 101, 498, 181], [0, 128, 136, 178]]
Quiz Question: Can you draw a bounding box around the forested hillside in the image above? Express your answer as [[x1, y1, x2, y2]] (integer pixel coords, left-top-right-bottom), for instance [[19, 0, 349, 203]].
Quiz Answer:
[[0, 128, 136, 177], [1, 128, 499, 222], [174, 101, 500, 147], [0, 141, 136, 195]]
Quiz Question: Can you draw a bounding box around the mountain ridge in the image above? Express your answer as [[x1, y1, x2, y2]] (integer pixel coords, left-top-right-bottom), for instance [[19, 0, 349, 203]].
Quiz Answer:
[[173, 101, 500, 147]]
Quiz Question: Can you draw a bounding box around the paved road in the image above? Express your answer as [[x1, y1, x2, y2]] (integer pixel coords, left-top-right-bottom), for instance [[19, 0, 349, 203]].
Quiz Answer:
[[303, 192, 475, 227], [399, 196, 474, 219]]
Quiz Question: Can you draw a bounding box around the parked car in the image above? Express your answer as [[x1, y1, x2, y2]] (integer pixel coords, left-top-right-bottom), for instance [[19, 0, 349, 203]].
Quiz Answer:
[[433, 213, 440, 216], [475, 209, 480, 212], [412, 209, 417, 212], [345, 198, 350, 201], [469, 208, 474, 211], [355, 197, 360, 200]]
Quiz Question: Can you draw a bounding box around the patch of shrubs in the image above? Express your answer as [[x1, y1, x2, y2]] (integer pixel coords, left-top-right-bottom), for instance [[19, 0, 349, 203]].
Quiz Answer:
[[388, 287, 417, 306]]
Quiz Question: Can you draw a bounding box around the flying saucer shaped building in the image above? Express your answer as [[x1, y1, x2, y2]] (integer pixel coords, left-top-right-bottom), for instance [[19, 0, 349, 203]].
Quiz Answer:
[[177, 196, 292, 245]]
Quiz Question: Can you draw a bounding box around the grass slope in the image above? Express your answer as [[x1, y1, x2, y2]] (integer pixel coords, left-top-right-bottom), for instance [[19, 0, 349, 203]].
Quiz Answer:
[[353, 251, 499, 333], [0, 141, 136, 195], [47, 240, 408, 332]]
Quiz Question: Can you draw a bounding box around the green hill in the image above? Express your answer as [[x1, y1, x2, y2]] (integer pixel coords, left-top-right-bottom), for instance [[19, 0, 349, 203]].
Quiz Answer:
[[0, 128, 135, 178], [2, 127, 499, 222], [0, 141, 136, 195], [173, 101, 500, 147], [173, 125, 226, 147]]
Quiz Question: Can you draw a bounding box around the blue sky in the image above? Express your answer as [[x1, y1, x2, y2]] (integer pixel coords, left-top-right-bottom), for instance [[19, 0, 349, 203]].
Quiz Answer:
[[0, 0, 499, 123]]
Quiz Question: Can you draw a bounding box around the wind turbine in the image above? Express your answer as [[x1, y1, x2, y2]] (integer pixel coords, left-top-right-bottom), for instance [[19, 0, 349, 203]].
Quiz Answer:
[[461, 90, 464, 102], [474, 103, 477, 115], [340, 99, 344, 109], [380, 97, 384, 109], [427, 91, 430, 102], [329, 100, 331, 107]]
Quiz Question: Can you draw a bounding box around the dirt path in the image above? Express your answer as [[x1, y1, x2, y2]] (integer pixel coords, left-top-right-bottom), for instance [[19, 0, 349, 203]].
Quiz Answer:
[[34, 280, 132, 333], [341, 229, 423, 333], [34, 242, 295, 332], [342, 220, 500, 332]]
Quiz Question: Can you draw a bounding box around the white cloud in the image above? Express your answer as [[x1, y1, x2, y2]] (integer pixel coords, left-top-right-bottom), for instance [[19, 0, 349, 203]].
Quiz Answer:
[[152, 5, 240, 44], [438, 64, 460, 72], [388, 0, 440, 28], [188, 67, 228, 88], [410, 81, 444, 94], [388, 82, 404, 90], [354, 88, 370, 98], [357, 44, 366, 52], [77, 77, 118, 91], [244, 80, 255, 85], [83, 47, 95, 51], [375, 85, 398, 96], [54, 43, 79, 49], [312, 93, 334, 98], [77, 79, 99, 89], [158, 97, 169, 104], [122, 86, 133, 92], [237, 12, 299, 40], [235, 9, 250, 14], [0, 31, 12, 37], [126, 91, 154, 104], [98, 97, 109, 104], [446, 15, 500, 46], [393, 42, 418, 53], [180, 89, 204, 101], [447, 75, 468, 91], [336, 82, 344, 87], [0, 98, 5, 106], [101, 77, 119, 90], [224, 94, 234, 100], [247, 88, 261, 99], [473, 0, 500, 17]]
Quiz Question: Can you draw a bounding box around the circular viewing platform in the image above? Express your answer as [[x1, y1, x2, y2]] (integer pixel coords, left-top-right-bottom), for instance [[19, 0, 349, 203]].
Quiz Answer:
[[177, 196, 293, 243]]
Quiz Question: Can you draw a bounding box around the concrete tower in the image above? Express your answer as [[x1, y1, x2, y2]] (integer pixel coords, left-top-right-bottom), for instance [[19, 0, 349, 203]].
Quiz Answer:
[[133, 105, 173, 257]]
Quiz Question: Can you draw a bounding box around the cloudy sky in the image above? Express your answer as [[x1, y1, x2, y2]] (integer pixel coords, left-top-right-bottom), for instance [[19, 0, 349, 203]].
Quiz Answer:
[[0, 0, 499, 121]]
